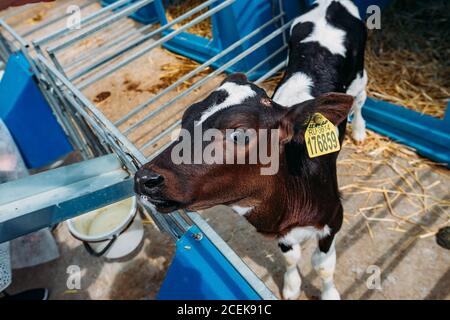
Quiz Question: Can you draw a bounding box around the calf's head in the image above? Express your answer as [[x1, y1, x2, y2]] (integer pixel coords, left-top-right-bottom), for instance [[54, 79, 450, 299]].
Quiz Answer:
[[134, 74, 352, 214]]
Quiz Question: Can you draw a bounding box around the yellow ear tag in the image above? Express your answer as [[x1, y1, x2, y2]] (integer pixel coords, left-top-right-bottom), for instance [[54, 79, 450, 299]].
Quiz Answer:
[[304, 113, 340, 158]]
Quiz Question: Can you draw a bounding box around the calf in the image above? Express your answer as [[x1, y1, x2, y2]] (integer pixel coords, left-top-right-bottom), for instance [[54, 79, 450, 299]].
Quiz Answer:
[[269, 0, 368, 299], [274, 0, 368, 142], [135, 0, 366, 300]]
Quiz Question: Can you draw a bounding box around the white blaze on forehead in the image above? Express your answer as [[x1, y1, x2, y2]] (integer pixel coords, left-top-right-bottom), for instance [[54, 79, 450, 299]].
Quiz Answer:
[[273, 72, 314, 107], [197, 82, 257, 125], [290, 0, 361, 57]]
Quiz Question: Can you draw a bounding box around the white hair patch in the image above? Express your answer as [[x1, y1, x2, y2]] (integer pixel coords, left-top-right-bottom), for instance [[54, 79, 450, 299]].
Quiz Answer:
[[197, 82, 256, 125]]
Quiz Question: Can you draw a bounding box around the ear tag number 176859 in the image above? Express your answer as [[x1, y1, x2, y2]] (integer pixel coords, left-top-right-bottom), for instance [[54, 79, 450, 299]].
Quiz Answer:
[[304, 113, 340, 158]]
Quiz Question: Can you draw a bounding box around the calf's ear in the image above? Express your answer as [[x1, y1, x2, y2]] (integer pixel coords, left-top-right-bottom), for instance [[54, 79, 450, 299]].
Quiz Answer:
[[278, 92, 354, 144]]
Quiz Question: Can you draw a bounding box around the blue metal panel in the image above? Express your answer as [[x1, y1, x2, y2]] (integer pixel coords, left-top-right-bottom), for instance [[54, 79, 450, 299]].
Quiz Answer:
[[0, 53, 72, 168], [362, 98, 450, 168], [158, 225, 261, 300]]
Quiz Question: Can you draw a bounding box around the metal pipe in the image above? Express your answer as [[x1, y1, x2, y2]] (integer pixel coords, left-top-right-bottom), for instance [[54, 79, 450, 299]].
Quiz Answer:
[[124, 21, 292, 137], [0, 22, 95, 159], [1, 4, 36, 20], [186, 211, 277, 300], [37, 56, 194, 238], [67, 23, 153, 80], [115, 12, 284, 127], [21, 0, 96, 38], [34, 64, 95, 159], [33, 0, 133, 46], [77, 0, 233, 90], [0, 19, 28, 48], [37, 54, 148, 165], [246, 43, 287, 76], [48, 0, 154, 54], [139, 119, 180, 152], [145, 140, 172, 161], [71, 0, 220, 82], [64, 23, 150, 72], [255, 60, 287, 84], [62, 89, 187, 238]]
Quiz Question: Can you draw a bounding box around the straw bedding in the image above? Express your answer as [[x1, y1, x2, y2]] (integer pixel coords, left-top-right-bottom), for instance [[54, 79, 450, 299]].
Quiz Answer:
[[365, 0, 449, 118]]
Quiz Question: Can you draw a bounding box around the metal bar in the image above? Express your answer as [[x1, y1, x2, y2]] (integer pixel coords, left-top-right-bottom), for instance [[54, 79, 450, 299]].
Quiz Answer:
[[70, 0, 220, 82], [116, 12, 284, 127], [0, 19, 28, 48], [64, 22, 150, 72], [37, 54, 147, 163], [48, 0, 155, 54], [145, 140, 172, 161], [0, 19, 94, 161], [77, 0, 233, 90], [37, 56, 194, 240], [21, 0, 96, 38], [125, 21, 292, 137], [48, 50, 68, 75], [246, 43, 287, 76], [30, 46, 97, 160], [33, 0, 133, 46], [255, 59, 287, 84], [32, 50, 97, 159], [0, 20, 87, 161], [44, 76, 178, 233], [139, 119, 180, 152], [1, 4, 36, 20], [67, 22, 154, 79], [278, 0, 288, 46], [0, 32, 12, 61], [173, 210, 193, 233], [186, 211, 277, 300]]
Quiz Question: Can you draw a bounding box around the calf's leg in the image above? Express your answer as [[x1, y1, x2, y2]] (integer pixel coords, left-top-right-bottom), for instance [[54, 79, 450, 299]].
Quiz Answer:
[[351, 89, 367, 143], [311, 236, 340, 300], [279, 243, 302, 300]]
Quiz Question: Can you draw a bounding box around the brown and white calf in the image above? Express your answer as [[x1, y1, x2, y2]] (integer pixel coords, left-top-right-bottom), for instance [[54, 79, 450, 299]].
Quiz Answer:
[[135, 0, 367, 300]]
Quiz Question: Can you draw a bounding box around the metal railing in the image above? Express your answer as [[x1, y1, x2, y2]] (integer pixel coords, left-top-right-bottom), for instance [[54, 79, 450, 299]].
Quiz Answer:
[[0, 0, 289, 300]]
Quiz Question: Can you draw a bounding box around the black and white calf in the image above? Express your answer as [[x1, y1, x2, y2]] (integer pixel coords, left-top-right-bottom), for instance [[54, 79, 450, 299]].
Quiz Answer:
[[274, 0, 367, 142], [272, 0, 368, 299], [135, 0, 367, 300]]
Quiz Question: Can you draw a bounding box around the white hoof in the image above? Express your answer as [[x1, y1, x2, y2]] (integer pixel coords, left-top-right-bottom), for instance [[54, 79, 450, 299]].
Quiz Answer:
[[321, 287, 341, 300], [352, 125, 366, 143], [283, 286, 301, 300]]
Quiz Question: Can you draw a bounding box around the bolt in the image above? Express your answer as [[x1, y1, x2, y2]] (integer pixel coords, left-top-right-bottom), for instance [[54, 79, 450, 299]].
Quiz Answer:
[[192, 233, 203, 241]]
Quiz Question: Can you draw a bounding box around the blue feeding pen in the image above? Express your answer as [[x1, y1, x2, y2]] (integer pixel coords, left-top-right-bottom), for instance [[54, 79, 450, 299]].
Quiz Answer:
[[0, 53, 72, 169]]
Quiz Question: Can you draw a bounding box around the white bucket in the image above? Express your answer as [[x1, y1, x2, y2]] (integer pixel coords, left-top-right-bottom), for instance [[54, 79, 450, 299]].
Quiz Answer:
[[67, 197, 144, 259]]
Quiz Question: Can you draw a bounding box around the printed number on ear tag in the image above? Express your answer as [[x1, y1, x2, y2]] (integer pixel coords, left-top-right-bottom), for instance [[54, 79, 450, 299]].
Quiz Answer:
[[304, 113, 340, 158]]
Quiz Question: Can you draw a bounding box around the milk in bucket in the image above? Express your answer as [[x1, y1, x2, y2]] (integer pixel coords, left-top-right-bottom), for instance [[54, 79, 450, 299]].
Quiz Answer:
[[67, 197, 144, 259]]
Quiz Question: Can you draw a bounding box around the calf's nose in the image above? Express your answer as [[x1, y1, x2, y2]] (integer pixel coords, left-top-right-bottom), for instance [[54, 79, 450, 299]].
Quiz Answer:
[[136, 169, 164, 189]]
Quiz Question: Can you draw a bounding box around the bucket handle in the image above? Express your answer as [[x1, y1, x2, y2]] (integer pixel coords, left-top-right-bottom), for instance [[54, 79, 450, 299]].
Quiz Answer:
[[83, 235, 118, 257]]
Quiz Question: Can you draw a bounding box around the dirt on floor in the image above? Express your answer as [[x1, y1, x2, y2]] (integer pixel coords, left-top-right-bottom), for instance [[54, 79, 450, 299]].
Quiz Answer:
[[3, 0, 449, 300]]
